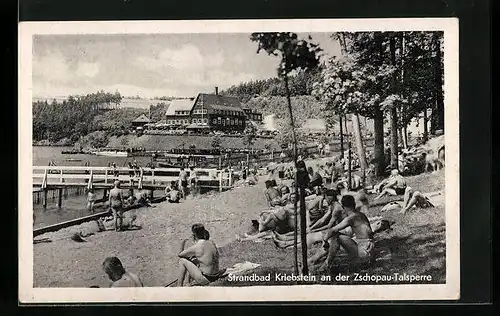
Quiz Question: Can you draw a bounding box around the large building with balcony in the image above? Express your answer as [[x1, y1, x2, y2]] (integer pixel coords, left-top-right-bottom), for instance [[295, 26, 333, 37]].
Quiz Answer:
[[165, 87, 262, 133]]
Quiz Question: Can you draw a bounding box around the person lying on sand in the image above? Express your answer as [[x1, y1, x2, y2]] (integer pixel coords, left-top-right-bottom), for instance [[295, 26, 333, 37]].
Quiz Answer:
[[257, 199, 299, 234], [308, 195, 375, 272], [133, 191, 152, 207], [98, 213, 140, 232], [177, 224, 224, 286], [379, 189, 441, 214], [103, 256, 143, 287], [374, 169, 407, 200]]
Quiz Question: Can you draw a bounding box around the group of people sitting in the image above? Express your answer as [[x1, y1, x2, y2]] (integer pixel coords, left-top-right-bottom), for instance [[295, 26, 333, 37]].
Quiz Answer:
[[256, 157, 440, 273]]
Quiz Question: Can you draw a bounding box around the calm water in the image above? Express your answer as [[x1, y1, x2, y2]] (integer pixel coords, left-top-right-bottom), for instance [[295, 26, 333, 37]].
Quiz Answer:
[[32, 146, 158, 229]]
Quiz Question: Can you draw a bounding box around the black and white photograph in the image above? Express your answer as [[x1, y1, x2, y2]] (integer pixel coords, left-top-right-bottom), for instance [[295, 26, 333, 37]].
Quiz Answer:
[[18, 19, 460, 302]]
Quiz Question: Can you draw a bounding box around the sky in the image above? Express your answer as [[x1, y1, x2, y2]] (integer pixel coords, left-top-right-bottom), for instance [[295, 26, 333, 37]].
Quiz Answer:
[[32, 33, 341, 99]]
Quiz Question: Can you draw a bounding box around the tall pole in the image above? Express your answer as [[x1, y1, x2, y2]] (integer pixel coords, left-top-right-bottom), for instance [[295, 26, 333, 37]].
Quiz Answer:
[[339, 114, 344, 156], [283, 72, 299, 275], [348, 141, 352, 190]]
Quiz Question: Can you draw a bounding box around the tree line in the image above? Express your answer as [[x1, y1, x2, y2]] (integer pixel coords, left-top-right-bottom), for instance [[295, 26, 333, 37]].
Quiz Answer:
[[33, 91, 148, 145], [313, 31, 444, 175]]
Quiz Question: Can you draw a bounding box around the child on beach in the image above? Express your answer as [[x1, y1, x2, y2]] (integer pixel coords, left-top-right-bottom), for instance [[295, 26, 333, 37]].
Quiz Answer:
[[165, 181, 180, 203], [87, 188, 96, 213]]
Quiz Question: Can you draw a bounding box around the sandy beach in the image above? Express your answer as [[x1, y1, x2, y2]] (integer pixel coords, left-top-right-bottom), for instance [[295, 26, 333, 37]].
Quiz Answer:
[[34, 179, 270, 288]]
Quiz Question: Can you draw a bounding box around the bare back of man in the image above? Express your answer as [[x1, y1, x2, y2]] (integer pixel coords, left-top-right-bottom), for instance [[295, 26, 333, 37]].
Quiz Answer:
[[178, 239, 220, 286], [109, 186, 124, 231]]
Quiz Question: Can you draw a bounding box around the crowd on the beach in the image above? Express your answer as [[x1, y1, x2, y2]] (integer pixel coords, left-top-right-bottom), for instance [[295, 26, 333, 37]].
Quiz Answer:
[[48, 135, 444, 288]]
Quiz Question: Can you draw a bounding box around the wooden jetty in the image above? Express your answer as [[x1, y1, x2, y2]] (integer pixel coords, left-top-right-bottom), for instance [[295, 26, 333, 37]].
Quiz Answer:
[[32, 165, 235, 208], [33, 195, 166, 237]]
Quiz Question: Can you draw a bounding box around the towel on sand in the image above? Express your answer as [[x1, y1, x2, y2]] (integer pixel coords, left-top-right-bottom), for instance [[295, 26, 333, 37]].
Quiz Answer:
[[225, 261, 261, 275]]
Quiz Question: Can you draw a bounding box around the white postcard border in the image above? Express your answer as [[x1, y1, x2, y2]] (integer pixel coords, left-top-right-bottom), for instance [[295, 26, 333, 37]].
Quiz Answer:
[[19, 18, 460, 303]]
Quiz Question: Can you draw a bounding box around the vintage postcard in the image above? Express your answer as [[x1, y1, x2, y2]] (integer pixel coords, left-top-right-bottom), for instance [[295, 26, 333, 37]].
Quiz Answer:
[[19, 18, 459, 303]]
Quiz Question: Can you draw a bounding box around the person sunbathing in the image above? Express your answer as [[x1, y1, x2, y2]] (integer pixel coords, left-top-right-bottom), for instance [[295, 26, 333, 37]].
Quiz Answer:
[[177, 224, 224, 286], [103, 256, 143, 287], [337, 172, 363, 191], [380, 188, 440, 214], [309, 195, 374, 272], [306, 188, 336, 225], [374, 169, 407, 200], [264, 180, 283, 207]]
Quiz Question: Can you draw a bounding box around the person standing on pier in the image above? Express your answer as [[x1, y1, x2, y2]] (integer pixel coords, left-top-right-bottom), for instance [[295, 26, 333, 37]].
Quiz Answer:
[[112, 162, 119, 178], [189, 166, 199, 198], [87, 188, 96, 213], [109, 180, 125, 231], [178, 167, 189, 200]]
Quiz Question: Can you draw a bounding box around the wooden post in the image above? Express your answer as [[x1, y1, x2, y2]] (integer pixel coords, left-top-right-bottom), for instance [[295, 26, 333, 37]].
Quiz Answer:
[[60, 169, 64, 184], [43, 190, 47, 209], [348, 141, 352, 190], [58, 188, 63, 208], [218, 156, 222, 170], [87, 169, 94, 191], [219, 171, 223, 192], [104, 168, 108, 185], [138, 168, 144, 190], [246, 153, 250, 168]]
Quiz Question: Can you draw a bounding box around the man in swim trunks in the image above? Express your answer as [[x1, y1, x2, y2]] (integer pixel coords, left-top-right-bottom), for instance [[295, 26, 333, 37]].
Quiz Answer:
[[178, 167, 189, 199], [103, 256, 143, 287], [310, 194, 374, 272], [109, 180, 125, 231], [177, 224, 222, 286], [374, 169, 407, 200]]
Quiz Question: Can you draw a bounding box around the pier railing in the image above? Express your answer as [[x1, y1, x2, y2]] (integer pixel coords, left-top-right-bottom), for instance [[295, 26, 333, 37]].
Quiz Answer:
[[33, 166, 234, 191]]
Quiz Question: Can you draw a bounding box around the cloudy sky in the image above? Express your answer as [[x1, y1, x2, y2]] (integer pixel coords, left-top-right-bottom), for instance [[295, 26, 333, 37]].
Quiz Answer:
[[33, 33, 341, 99]]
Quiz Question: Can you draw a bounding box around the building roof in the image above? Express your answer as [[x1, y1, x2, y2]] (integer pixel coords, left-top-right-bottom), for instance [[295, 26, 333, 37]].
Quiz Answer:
[[132, 114, 150, 123], [198, 93, 245, 112], [300, 119, 327, 132], [165, 99, 195, 116]]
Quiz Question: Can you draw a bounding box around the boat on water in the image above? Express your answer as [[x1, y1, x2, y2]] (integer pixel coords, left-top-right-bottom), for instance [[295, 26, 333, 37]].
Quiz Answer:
[[92, 148, 130, 157]]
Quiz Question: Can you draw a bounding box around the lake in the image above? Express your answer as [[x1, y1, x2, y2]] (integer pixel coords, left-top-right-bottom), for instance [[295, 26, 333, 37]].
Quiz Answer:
[[32, 146, 157, 229]]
